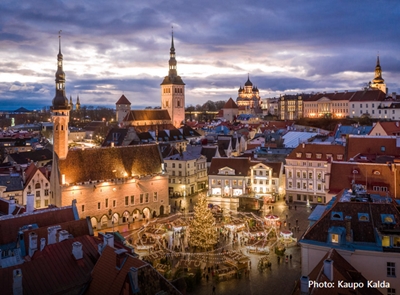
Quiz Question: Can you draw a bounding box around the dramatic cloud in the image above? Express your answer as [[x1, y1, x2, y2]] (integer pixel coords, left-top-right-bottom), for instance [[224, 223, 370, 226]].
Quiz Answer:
[[0, 0, 399, 110]]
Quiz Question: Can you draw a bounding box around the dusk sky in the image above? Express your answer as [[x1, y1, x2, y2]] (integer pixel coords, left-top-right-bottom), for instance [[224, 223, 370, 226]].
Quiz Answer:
[[1, 0, 400, 111]]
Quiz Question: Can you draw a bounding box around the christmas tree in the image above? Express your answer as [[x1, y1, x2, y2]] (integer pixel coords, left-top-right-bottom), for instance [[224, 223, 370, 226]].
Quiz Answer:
[[188, 194, 217, 250]]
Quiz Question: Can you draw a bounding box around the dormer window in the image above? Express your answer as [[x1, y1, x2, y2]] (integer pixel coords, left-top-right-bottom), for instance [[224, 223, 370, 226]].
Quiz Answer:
[[306, 153, 312, 159], [326, 154, 333, 160], [358, 213, 369, 222], [331, 211, 343, 220], [337, 154, 343, 160], [316, 153, 322, 159], [296, 153, 302, 158], [331, 234, 339, 243], [381, 214, 395, 224], [373, 170, 381, 175]]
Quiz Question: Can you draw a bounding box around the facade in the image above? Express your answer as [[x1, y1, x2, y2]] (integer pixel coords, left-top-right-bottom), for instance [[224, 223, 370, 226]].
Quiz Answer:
[[300, 186, 400, 293], [236, 76, 262, 114], [278, 95, 305, 120], [285, 143, 345, 204], [208, 157, 283, 202], [369, 121, 400, 136], [23, 164, 51, 209], [164, 152, 207, 197], [160, 33, 185, 128]]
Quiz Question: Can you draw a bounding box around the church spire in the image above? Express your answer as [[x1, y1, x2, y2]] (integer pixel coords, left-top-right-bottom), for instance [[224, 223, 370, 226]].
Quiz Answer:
[[168, 27, 177, 78], [52, 30, 69, 110], [373, 54, 384, 84]]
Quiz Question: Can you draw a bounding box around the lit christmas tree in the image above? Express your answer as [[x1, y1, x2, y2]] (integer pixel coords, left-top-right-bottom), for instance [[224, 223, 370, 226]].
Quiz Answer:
[[188, 194, 217, 250]]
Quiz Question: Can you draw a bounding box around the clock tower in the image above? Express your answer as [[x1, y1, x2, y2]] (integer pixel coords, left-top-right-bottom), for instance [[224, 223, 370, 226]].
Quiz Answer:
[[161, 31, 185, 128], [51, 32, 70, 160]]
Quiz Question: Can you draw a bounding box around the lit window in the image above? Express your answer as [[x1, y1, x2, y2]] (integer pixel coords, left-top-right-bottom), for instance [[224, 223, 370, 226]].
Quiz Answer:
[[382, 236, 390, 247], [131, 195, 135, 205], [154, 192, 158, 202], [125, 196, 129, 206], [331, 234, 339, 243]]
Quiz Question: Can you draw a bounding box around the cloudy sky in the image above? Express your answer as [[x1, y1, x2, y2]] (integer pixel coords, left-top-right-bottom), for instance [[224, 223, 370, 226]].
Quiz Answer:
[[1, 0, 400, 111]]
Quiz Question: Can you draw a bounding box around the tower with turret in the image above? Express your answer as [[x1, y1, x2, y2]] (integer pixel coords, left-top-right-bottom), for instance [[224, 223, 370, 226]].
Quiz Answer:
[[161, 31, 185, 128], [51, 32, 70, 160]]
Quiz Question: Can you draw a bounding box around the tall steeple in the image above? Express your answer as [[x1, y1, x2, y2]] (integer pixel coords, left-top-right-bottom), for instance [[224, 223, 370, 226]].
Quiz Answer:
[[168, 29, 177, 78], [75, 95, 81, 111], [52, 31, 69, 110], [160, 28, 185, 128], [373, 55, 384, 83], [51, 31, 70, 160], [370, 55, 386, 94]]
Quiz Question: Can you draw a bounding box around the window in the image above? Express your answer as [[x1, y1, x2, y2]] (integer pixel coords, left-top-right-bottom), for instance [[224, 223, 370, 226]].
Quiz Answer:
[[254, 179, 257, 184], [225, 180, 229, 186], [238, 180, 243, 186], [296, 172, 301, 178], [82, 205, 85, 212], [288, 171, 292, 178], [36, 191, 40, 197], [387, 262, 396, 277], [125, 196, 129, 206], [296, 153, 302, 158], [317, 172, 322, 180], [179, 164, 182, 168], [212, 179, 216, 185], [105, 198, 109, 208], [317, 183, 322, 190], [272, 180, 276, 185], [331, 234, 339, 243], [297, 182, 301, 189], [326, 154, 332, 160], [306, 153, 312, 159], [145, 193, 149, 203], [297, 194, 301, 201], [394, 237, 400, 247], [113, 200, 116, 207], [288, 181, 292, 188], [303, 183, 306, 189], [337, 154, 343, 160], [387, 288, 395, 295], [154, 192, 158, 202], [131, 195, 135, 205], [381, 146, 386, 152], [36, 200, 41, 208], [44, 199, 49, 207], [172, 163, 175, 168], [302, 172, 306, 178], [308, 172, 313, 179], [382, 236, 390, 247], [140, 194, 144, 204], [44, 189, 49, 196], [98, 202, 101, 209]]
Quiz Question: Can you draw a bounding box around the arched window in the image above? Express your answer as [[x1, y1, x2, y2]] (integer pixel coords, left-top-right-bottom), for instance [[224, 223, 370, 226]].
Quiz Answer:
[[55, 125, 58, 131], [61, 125, 64, 131], [35, 183, 41, 189]]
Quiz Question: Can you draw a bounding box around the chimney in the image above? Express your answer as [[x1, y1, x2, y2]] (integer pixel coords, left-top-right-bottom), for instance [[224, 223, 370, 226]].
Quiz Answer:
[[115, 248, 128, 268], [345, 216, 353, 242], [58, 230, 69, 242], [104, 233, 114, 248], [13, 269, 23, 295], [47, 225, 61, 245], [40, 238, 46, 251], [26, 193, 34, 213], [129, 267, 140, 293], [72, 241, 83, 260], [28, 232, 38, 257], [300, 276, 309, 294], [323, 259, 334, 281], [8, 196, 16, 215]]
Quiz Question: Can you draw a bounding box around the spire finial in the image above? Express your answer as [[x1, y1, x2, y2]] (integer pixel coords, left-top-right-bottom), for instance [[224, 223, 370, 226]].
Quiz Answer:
[[171, 25, 175, 50], [58, 30, 62, 54]]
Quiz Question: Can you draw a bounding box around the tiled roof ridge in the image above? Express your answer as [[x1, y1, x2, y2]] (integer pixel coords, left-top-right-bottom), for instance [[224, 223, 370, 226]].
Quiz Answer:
[[0, 205, 73, 221]]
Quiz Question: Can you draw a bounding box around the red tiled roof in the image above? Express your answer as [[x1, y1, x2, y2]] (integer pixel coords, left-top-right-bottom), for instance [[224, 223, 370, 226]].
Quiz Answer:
[[116, 95, 131, 105], [0, 206, 76, 245], [58, 144, 163, 184], [0, 235, 100, 295], [370, 121, 400, 136], [293, 249, 382, 295], [286, 143, 345, 160], [328, 162, 398, 197], [347, 136, 400, 159], [123, 109, 171, 122], [87, 246, 182, 295], [303, 197, 400, 244], [223, 98, 238, 109], [209, 157, 252, 176]]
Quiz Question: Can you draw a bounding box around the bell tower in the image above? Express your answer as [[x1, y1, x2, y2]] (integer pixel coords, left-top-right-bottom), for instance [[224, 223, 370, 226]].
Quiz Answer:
[[370, 55, 387, 94], [161, 29, 185, 128], [51, 31, 70, 160]]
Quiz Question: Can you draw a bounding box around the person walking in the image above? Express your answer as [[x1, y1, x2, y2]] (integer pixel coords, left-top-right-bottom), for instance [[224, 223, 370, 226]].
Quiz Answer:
[[212, 285, 216, 295]]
